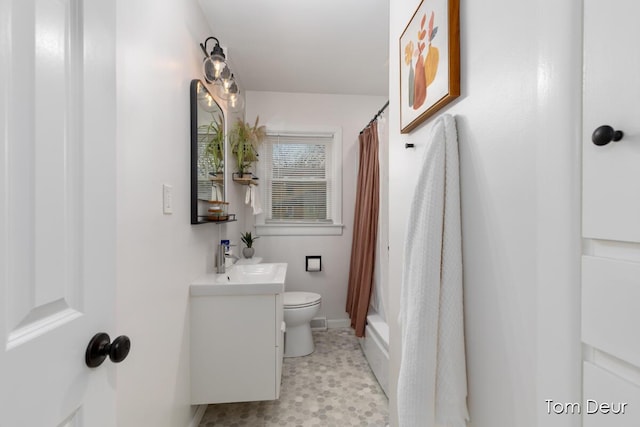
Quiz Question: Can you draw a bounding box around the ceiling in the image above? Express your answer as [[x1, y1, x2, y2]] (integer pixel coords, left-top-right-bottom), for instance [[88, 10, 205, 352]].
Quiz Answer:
[[198, 0, 389, 97]]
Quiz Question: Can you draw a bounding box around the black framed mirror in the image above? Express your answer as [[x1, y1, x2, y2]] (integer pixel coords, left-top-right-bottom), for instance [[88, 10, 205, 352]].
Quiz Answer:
[[190, 79, 226, 224]]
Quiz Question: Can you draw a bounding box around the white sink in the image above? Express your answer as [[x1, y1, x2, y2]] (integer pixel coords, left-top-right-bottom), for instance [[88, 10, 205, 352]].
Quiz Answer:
[[218, 263, 285, 284], [190, 263, 287, 296]]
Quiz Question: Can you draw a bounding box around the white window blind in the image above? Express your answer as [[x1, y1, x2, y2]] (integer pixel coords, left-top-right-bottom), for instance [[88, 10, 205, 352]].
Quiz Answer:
[[264, 133, 334, 223]]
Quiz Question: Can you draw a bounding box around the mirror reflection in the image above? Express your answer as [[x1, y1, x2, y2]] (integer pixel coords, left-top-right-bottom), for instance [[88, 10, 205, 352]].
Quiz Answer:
[[190, 79, 225, 224]]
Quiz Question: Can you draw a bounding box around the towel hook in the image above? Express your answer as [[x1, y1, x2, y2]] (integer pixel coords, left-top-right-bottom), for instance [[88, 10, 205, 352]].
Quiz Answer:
[[405, 143, 415, 149]]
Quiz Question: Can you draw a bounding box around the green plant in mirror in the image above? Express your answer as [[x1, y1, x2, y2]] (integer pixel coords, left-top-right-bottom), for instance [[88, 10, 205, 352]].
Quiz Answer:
[[240, 231, 259, 248], [198, 113, 224, 176], [229, 116, 266, 176]]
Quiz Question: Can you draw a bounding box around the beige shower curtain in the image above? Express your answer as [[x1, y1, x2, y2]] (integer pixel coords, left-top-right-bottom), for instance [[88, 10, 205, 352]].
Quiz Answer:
[[346, 121, 380, 337]]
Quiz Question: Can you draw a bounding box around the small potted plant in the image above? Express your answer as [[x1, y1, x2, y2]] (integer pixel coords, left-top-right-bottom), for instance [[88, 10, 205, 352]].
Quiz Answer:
[[229, 116, 266, 177], [240, 231, 259, 258]]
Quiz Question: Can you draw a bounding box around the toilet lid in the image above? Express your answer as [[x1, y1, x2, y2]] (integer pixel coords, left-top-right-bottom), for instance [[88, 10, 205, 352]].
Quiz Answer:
[[284, 292, 321, 308]]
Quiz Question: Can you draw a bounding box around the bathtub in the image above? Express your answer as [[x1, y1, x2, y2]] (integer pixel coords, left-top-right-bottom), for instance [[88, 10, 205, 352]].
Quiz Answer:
[[359, 309, 389, 397]]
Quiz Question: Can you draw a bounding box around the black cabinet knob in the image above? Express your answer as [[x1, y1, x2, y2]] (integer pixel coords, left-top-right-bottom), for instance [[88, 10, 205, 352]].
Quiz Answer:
[[85, 333, 131, 368], [592, 125, 624, 146]]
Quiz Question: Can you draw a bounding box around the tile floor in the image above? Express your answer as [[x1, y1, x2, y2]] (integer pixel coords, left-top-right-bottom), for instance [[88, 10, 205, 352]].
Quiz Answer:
[[199, 328, 389, 426]]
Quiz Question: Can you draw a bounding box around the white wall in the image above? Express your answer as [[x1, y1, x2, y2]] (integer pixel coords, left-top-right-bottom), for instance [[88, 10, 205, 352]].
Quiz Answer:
[[388, 1, 582, 426], [115, 1, 235, 426], [244, 91, 386, 323]]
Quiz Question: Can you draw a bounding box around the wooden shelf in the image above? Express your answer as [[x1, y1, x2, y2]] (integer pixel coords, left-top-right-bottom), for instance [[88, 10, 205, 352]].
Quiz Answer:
[[232, 176, 258, 185], [197, 199, 229, 204], [194, 214, 237, 225]]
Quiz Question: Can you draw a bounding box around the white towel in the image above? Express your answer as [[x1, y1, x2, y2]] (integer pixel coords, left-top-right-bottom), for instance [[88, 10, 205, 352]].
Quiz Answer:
[[245, 185, 251, 205], [397, 114, 469, 427], [250, 184, 262, 215], [211, 184, 222, 201], [245, 183, 262, 215]]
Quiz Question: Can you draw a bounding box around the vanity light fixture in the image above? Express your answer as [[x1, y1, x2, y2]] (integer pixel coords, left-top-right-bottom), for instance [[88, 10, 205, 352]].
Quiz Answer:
[[200, 36, 244, 112], [200, 36, 227, 83]]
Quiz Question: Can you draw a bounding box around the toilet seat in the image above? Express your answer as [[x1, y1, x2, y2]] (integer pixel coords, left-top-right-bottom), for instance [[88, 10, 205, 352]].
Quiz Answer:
[[284, 291, 321, 309]]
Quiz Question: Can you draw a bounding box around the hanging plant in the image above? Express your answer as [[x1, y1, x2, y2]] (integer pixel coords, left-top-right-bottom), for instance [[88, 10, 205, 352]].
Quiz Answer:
[[199, 113, 224, 175], [229, 116, 266, 176]]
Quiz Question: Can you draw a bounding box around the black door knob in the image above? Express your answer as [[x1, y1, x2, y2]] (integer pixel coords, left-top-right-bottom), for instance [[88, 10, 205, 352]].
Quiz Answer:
[[85, 333, 131, 368], [592, 125, 624, 146]]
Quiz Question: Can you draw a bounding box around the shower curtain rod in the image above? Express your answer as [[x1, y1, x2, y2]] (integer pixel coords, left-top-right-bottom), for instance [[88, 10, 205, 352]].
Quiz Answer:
[[359, 100, 389, 135]]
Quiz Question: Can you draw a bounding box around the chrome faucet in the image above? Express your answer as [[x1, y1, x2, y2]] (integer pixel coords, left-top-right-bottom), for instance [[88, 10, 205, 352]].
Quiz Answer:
[[226, 253, 240, 264], [216, 243, 226, 274]]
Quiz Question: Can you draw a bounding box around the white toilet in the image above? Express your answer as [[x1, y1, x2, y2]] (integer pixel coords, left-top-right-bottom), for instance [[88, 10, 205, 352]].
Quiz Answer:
[[283, 291, 322, 357]]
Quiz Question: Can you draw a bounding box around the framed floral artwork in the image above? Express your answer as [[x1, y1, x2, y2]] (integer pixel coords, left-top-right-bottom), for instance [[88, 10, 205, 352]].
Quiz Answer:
[[400, 0, 460, 133]]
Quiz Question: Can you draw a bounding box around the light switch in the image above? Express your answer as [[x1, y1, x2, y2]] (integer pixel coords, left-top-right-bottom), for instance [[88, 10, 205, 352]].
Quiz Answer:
[[163, 184, 173, 214]]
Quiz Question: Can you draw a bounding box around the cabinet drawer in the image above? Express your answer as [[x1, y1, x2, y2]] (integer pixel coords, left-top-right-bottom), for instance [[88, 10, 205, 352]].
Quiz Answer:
[[583, 362, 640, 426], [582, 256, 640, 366]]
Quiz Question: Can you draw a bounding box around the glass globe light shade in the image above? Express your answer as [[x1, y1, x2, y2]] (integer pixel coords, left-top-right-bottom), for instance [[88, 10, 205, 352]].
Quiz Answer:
[[219, 66, 231, 86], [214, 74, 235, 98], [214, 82, 230, 100], [210, 53, 225, 74], [203, 56, 228, 83], [228, 92, 245, 112], [202, 57, 216, 83]]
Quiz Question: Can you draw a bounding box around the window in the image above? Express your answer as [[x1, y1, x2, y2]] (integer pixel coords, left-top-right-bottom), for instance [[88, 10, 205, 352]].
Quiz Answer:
[[266, 134, 332, 222], [257, 130, 343, 236]]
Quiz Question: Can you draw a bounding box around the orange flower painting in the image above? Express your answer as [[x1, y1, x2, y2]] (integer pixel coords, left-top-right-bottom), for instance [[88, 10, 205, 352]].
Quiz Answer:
[[399, 0, 460, 133]]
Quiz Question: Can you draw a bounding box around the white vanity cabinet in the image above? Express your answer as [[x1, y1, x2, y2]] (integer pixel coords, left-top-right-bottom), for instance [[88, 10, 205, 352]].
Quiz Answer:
[[190, 284, 284, 404]]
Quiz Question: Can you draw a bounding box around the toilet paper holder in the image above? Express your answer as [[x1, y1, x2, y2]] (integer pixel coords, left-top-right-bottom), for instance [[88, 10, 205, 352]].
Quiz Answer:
[[305, 255, 322, 272]]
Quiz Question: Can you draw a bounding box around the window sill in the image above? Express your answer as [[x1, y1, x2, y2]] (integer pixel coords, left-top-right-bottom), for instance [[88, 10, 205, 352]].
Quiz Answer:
[[255, 223, 344, 236]]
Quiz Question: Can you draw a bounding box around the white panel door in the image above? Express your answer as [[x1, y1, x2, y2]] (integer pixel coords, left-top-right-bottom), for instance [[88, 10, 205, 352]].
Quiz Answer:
[[582, 0, 640, 426], [0, 0, 117, 426]]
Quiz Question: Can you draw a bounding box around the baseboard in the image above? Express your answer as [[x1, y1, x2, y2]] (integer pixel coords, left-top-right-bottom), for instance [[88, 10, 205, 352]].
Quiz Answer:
[[188, 405, 207, 427], [327, 318, 350, 329]]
